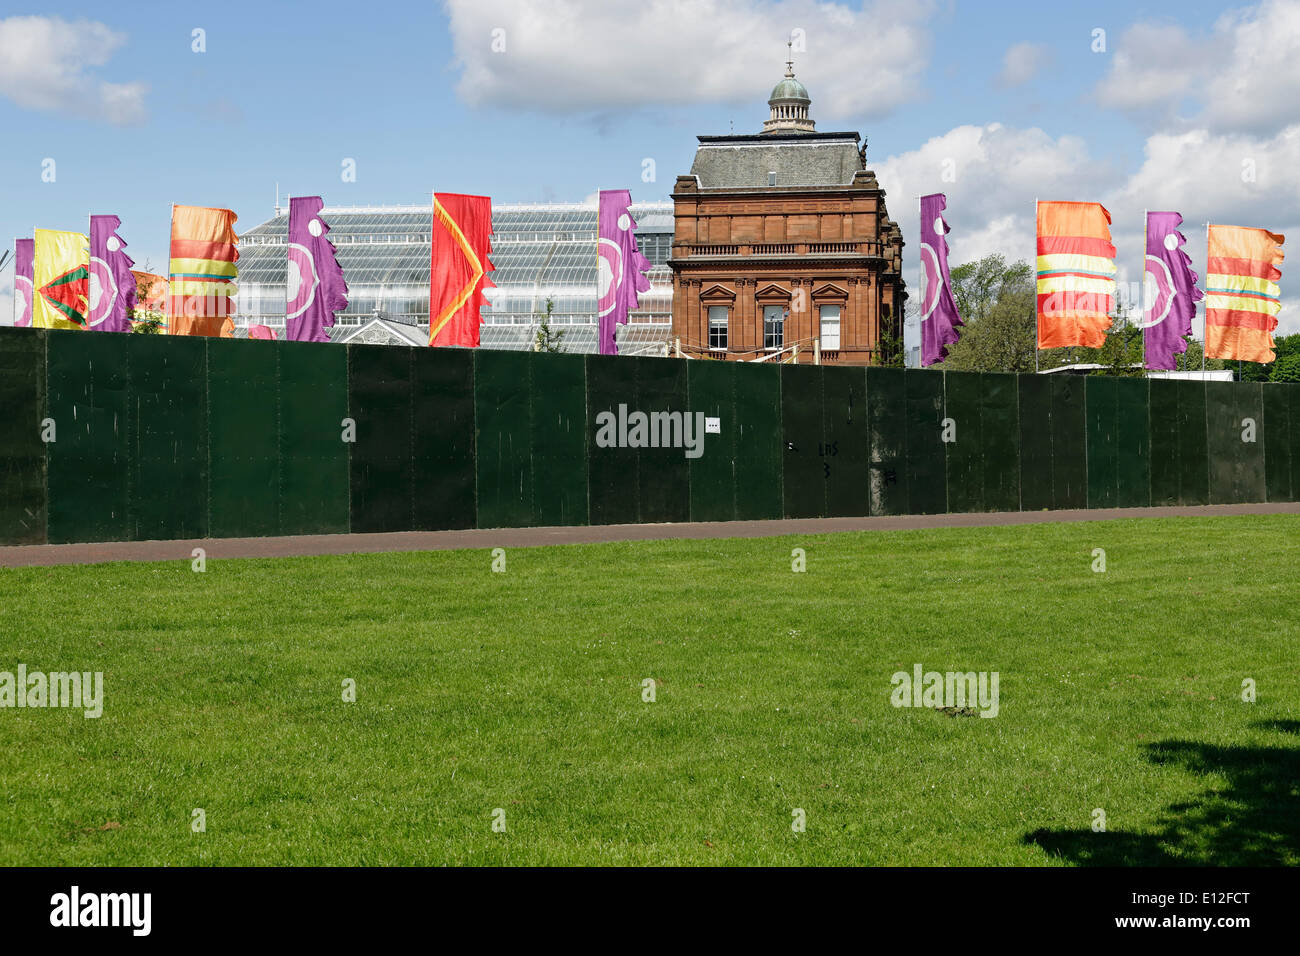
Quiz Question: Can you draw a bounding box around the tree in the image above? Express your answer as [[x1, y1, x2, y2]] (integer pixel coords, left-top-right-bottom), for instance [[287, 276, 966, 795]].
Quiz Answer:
[[533, 297, 566, 353], [876, 306, 906, 368], [1271, 353, 1300, 383], [937, 254, 1037, 372]]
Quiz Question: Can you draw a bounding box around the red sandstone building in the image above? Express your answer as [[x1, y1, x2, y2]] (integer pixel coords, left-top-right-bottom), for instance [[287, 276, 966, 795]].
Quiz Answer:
[[669, 61, 906, 365]]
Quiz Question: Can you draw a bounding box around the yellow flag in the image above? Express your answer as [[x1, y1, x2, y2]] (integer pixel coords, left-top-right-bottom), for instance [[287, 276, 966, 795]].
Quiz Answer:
[[33, 229, 90, 330]]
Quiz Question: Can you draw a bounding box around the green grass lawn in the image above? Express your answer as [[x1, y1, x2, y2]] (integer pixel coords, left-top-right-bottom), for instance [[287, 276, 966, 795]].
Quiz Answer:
[[1, 514, 1297, 866]]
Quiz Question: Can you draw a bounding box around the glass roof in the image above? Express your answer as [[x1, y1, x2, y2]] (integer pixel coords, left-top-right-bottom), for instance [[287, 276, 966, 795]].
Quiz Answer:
[[236, 201, 675, 346]]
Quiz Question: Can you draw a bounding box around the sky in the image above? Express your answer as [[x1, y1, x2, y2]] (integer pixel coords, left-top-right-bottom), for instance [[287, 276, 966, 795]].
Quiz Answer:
[[3, 0, 1300, 352]]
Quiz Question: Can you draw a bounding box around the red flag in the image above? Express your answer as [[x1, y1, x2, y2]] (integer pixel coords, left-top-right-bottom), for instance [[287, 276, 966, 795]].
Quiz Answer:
[[429, 193, 494, 347]]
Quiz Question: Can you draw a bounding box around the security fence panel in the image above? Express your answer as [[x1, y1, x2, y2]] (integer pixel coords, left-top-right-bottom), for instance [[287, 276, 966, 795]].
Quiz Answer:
[[586, 353, 639, 525], [1292, 386, 1300, 504], [1085, 376, 1119, 509], [279, 342, 350, 535], [46, 331, 130, 543], [1207, 381, 1265, 504], [348, 344, 413, 533], [781, 363, 826, 518], [1175, 380, 1211, 506], [530, 351, 588, 527], [1148, 379, 1181, 507], [1150, 379, 1211, 506], [1262, 384, 1295, 503], [208, 339, 279, 538], [412, 347, 476, 531], [822, 365, 869, 517], [636, 355, 692, 524], [687, 359, 736, 522], [734, 361, 783, 520], [1049, 375, 1088, 510], [867, 367, 908, 516], [943, 371, 983, 513], [905, 370, 948, 515], [475, 349, 534, 529], [0, 328, 47, 544], [1114, 377, 1151, 508], [1018, 373, 1054, 511], [127, 335, 208, 541], [980, 373, 1020, 512]]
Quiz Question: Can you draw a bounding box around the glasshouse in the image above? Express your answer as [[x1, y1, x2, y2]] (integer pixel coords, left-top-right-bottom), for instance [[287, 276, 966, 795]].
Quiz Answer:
[[236, 201, 674, 353]]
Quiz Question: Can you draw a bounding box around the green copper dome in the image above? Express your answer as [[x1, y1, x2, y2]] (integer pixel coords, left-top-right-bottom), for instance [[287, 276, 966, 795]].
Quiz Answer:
[[769, 76, 810, 103]]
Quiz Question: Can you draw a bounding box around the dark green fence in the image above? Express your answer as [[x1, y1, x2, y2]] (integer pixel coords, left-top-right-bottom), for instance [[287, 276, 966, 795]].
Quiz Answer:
[[1, 325, 1296, 545]]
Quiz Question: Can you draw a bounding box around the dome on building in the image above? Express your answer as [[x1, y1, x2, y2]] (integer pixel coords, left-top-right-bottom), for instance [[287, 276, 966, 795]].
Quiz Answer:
[[768, 75, 810, 104], [762, 57, 815, 134]]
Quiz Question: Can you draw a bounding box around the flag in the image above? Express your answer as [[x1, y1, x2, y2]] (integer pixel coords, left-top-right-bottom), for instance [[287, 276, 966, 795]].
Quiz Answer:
[[248, 324, 276, 340], [1036, 201, 1116, 349], [919, 193, 963, 366], [33, 229, 89, 330], [597, 189, 652, 356], [88, 215, 137, 333], [13, 239, 33, 327], [1205, 224, 1284, 363], [131, 270, 168, 311], [1142, 211, 1202, 371], [429, 193, 494, 347], [130, 270, 168, 331], [168, 204, 238, 337], [286, 196, 348, 343]]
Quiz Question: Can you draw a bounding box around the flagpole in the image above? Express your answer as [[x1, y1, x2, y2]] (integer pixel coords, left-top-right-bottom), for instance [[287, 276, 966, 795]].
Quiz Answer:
[[1140, 208, 1147, 372], [167, 203, 175, 335], [436, 187, 441, 348], [917, 194, 923, 368], [1202, 222, 1209, 376], [1034, 198, 1040, 373], [596, 188, 601, 357]]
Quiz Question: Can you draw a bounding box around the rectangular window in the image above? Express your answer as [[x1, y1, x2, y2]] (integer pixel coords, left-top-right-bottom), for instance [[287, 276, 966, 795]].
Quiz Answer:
[[819, 304, 841, 350], [763, 305, 786, 350], [707, 305, 728, 350]]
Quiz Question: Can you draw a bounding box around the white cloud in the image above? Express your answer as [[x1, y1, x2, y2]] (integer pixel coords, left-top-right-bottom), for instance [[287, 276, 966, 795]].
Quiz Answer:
[[0, 16, 147, 125], [1092, 22, 1204, 116], [883, 121, 1300, 340], [1201, 0, 1300, 133], [1110, 124, 1300, 333], [1093, 0, 1300, 134], [995, 42, 1047, 88], [877, 123, 1111, 268], [446, 0, 934, 121]]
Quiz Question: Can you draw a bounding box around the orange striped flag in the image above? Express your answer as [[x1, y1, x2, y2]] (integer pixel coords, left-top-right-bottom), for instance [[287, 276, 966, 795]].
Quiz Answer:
[[1036, 201, 1116, 349], [1205, 224, 1284, 363], [168, 204, 238, 336]]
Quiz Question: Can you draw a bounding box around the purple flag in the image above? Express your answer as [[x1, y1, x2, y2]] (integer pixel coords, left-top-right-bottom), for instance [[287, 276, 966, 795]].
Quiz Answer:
[[13, 238, 34, 327], [1143, 211, 1203, 371], [88, 215, 136, 332], [597, 189, 652, 355], [919, 193, 963, 366], [286, 196, 348, 342]]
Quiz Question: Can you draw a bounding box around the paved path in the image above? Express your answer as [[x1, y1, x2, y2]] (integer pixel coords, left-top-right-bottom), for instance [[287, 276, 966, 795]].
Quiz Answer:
[[2, 502, 1297, 568]]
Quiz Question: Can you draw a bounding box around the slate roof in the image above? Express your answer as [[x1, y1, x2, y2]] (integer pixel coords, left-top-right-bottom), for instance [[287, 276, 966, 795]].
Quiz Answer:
[[688, 132, 865, 189]]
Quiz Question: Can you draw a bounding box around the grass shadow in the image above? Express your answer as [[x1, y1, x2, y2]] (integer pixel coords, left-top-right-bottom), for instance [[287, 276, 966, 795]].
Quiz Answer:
[[1026, 720, 1300, 866]]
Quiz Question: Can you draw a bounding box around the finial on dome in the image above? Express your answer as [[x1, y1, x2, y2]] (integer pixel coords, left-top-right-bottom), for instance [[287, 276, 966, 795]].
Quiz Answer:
[[763, 48, 815, 134]]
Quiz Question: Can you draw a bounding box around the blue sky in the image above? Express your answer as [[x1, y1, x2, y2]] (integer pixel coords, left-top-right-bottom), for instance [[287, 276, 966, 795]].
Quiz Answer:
[[3, 0, 1299, 336]]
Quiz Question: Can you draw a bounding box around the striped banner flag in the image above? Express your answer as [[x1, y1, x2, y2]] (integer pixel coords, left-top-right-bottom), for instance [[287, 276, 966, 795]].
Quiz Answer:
[[1036, 201, 1116, 349], [168, 205, 238, 337], [1205, 224, 1284, 364]]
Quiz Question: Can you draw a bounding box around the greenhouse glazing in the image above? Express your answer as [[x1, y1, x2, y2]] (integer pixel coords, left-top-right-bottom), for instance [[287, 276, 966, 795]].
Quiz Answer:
[[236, 202, 674, 352]]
